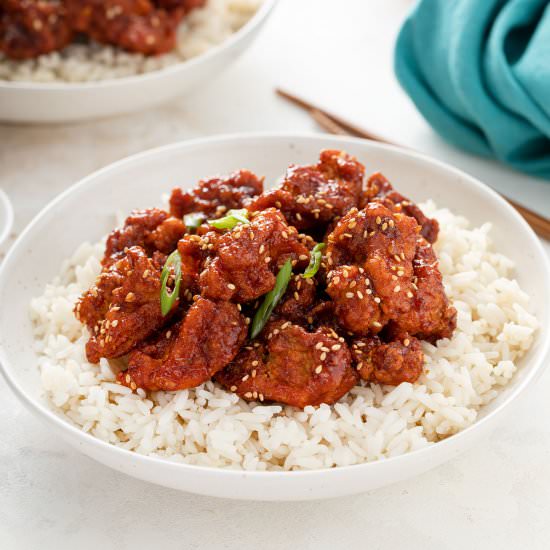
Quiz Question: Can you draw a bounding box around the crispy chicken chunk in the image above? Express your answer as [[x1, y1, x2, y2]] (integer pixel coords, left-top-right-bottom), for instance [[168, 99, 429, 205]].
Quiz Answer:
[[274, 273, 318, 324], [103, 208, 186, 267], [120, 297, 247, 391], [326, 203, 419, 334], [216, 320, 358, 408], [351, 335, 423, 385], [249, 150, 365, 231], [199, 208, 310, 303], [169, 170, 264, 219], [0, 0, 73, 59], [363, 173, 439, 243], [76, 246, 168, 364], [66, 0, 180, 55], [389, 236, 456, 341]]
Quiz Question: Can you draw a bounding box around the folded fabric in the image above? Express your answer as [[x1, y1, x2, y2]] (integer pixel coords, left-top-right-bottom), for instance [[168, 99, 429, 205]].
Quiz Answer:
[[395, 0, 550, 179]]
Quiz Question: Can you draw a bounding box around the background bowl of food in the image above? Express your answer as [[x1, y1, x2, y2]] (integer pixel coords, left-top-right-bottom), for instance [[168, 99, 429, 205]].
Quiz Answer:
[[0, 0, 275, 124], [0, 133, 548, 501]]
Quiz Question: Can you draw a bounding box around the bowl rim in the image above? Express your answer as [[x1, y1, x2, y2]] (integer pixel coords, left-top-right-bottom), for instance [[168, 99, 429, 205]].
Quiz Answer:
[[1, 132, 549, 480], [0, 188, 14, 248], [0, 0, 277, 91]]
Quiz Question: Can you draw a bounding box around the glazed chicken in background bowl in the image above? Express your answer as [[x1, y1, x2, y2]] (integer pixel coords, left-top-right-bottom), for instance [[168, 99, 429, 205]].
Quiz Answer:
[[0, 0, 275, 122], [0, 134, 548, 501]]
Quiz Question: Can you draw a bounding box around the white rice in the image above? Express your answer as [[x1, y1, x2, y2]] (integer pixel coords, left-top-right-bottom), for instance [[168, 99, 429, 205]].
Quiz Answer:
[[30, 202, 539, 471], [0, 0, 261, 83]]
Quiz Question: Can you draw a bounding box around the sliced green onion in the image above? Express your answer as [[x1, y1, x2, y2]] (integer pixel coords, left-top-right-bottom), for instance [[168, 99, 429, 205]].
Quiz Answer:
[[250, 259, 292, 339], [184, 212, 206, 232], [207, 208, 250, 230], [160, 250, 182, 316], [302, 243, 326, 278]]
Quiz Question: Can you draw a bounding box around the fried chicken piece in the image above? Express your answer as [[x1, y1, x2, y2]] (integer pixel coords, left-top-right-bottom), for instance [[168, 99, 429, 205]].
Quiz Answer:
[[249, 150, 365, 231], [363, 173, 439, 243], [103, 208, 186, 267], [0, 0, 73, 60], [389, 236, 456, 341], [351, 335, 423, 385], [154, 0, 205, 13], [200, 208, 310, 303], [216, 320, 358, 408], [75, 246, 168, 364], [326, 203, 419, 334], [120, 297, 247, 391], [66, 0, 180, 55], [274, 273, 318, 324], [169, 170, 264, 219]]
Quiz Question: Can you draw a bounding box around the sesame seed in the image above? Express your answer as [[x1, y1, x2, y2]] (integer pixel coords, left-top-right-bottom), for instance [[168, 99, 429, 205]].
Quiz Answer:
[[374, 296, 381, 303], [404, 338, 410, 346], [376, 216, 382, 225], [332, 276, 341, 284], [244, 392, 253, 399], [296, 213, 303, 221], [357, 291, 364, 299], [356, 362, 363, 370], [366, 289, 373, 295], [281, 321, 290, 329], [331, 344, 342, 351], [264, 257, 271, 263], [259, 244, 265, 254], [252, 370, 257, 378], [343, 233, 353, 239], [125, 374, 131, 383], [349, 280, 357, 288], [130, 382, 137, 391], [348, 221, 357, 229], [407, 291, 414, 298], [315, 365, 323, 374], [356, 341, 366, 347], [394, 255, 401, 262], [242, 375, 250, 382], [373, 321, 382, 328], [259, 394, 264, 402], [320, 352, 327, 361], [227, 283, 236, 290], [237, 304, 242, 311], [275, 201, 282, 208], [346, 292, 354, 299], [230, 385, 237, 392], [363, 230, 368, 238], [381, 223, 388, 231], [392, 275, 398, 281], [252, 360, 259, 366], [125, 292, 135, 302], [394, 285, 401, 292], [252, 391, 258, 399], [315, 342, 323, 350], [282, 231, 288, 239], [294, 291, 300, 300]]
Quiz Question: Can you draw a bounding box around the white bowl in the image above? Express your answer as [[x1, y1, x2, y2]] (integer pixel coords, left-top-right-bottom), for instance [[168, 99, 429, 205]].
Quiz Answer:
[[0, 189, 14, 247], [1, 134, 549, 501], [0, 0, 276, 124]]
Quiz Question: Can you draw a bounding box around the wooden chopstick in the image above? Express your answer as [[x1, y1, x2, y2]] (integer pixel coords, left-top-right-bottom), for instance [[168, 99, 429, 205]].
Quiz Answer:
[[276, 88, 550, 240]]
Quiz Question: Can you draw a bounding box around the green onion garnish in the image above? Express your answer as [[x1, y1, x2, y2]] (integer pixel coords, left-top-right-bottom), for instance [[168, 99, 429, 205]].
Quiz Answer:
[[250, 259, 292, 339], [184, 212, 206, 232], [302, 243, 325, 278], [160, 250, 182, 316], [207, 208, 250, 230]]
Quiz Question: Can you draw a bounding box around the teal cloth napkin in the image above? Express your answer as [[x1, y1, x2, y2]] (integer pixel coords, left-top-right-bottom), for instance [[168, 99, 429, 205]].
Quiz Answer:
[[395, 0, 550, 179]]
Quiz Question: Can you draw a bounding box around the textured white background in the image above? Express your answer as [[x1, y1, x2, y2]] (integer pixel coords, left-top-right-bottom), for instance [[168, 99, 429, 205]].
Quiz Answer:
[[1, 1, 549, 548]]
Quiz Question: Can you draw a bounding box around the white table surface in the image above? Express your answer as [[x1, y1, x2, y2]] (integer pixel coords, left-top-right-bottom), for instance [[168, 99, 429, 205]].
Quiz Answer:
[[1, 1, 549, 548]]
